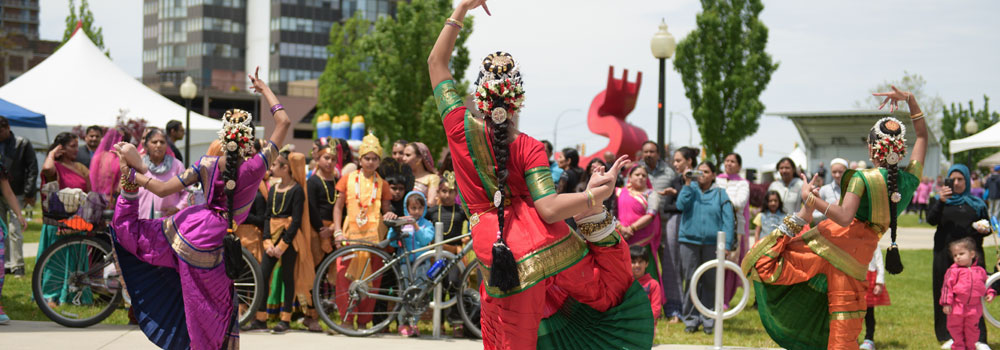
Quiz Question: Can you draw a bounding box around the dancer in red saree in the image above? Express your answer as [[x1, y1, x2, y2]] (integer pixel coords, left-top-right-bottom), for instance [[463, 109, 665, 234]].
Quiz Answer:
[[428, 1, 654, 349]]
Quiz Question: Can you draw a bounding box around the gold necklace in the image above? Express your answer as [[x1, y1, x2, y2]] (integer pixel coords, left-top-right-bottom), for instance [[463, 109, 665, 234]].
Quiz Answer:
[[437, 205, 455, 234], [271, 184, 290, 215], [318, 175, 337, 204]]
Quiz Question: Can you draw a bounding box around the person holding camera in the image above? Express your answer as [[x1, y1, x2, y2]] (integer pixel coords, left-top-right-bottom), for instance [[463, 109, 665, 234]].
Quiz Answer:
[[676, 161, 735, 334], [929, 164, 992, 350]]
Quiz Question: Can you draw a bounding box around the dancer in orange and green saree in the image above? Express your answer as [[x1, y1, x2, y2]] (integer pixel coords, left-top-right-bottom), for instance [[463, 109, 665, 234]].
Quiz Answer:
[[743, 86, 928, 350], [427, 1, 654, 349]]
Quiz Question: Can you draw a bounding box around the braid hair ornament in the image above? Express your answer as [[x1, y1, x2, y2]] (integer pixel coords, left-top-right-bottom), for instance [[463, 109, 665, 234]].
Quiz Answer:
[[218, 109, 256, 159], [474, 52, 525, 125], [869, 117, 907, 203]]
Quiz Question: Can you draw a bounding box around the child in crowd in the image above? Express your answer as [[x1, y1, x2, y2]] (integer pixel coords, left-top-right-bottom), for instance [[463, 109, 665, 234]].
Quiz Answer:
[[424, 171, 470, 337], [860, 249, 890, 350], [387, 191, 435, 337], [631, 245, 662, 330], [941, 237, 995, 350], [753, 191, 784, 241]]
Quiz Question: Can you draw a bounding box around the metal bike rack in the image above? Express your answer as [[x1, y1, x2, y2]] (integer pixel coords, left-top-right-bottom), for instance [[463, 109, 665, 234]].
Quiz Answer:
[[688, 231, 751, 349], [984, 273, 1000, 328]]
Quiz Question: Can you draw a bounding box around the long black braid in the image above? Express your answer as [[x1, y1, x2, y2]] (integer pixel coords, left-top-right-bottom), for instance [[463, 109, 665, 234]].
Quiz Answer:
[[477, 52, 522, 291], [221, 111, 253, 280], [870, 121, 904, 274]]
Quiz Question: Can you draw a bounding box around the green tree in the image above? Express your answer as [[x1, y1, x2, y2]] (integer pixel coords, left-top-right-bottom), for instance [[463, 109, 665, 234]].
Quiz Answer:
[[856, 71, 945, 145], [363, 0, 473, 154], [673, 0, 778, 162], [61, 0, 109, 57], [317, 12, 374, 119], [940, 95, 1000, 170]]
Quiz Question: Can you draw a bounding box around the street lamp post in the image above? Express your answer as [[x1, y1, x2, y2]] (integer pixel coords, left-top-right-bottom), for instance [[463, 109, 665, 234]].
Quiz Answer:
[[965, 118, 979, 167], [650, 19, 676, 153], [180, 76, 198, 167], [553, 108, 581, 150]]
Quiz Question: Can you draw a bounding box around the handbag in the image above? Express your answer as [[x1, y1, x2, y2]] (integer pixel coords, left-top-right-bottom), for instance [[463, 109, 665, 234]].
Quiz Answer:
[[79, 192, 108, 224]]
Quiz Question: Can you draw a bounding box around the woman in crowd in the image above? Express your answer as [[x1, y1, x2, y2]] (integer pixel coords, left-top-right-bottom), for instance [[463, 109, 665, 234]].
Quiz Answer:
[[403, 141, 440, 207], [135, 128, 187, 219], [768, 157, 803, 216], [929, 164, 992, 349], [331, 133, 396, 329], [0, 159, 26, 324], [915, 176, 933, 223], [746, 86, 927, 350], [37, 132, 92, 307], [429, 1, 651, 348], [617, 164, 661, 283], [109, 67, 290, 349], [89, 128, 128, 199], [717, 152, 749, 308], [331, 137, 357, 179], [391, 139, 408, 164], [557, 148, 584, 194], [308, 144, 338, 256], [676, 161, 735, 334], [659, 146, 698, 323]]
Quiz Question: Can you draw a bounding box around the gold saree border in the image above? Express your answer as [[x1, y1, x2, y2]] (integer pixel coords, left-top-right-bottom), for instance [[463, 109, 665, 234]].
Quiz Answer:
[[801, 227, 867, 281], [162, 217, 223, 269], [480, 232, 589, 298]]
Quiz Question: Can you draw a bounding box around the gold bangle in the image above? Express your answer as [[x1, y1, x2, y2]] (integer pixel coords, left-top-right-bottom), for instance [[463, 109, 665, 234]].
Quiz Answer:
[[909, 112, 924, 120], [585, 190, 595, 208]]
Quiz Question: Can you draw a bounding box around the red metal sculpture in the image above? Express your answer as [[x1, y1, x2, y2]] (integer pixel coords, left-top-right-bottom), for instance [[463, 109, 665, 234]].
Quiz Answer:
[[579, 66, 647, 167]]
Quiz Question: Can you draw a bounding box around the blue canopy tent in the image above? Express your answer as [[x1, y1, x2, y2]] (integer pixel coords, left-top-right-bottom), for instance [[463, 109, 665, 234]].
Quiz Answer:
[[0, 97, 48, 149]]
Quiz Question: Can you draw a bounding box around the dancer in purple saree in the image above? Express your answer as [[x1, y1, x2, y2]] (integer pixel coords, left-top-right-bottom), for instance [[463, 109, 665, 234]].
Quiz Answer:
[[110, 68, 290, 350]]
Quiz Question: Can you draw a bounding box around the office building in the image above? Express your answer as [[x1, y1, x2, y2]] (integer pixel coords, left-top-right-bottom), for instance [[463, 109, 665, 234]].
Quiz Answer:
[[0, 0, 57, 84]]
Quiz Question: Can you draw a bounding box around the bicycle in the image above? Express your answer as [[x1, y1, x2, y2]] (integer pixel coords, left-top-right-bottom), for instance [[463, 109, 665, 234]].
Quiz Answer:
[[32, 209, 266, 327], [312, 219, 482, 338]]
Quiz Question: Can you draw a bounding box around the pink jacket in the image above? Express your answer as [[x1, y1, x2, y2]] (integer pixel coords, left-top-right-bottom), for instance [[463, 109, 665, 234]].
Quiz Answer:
[[915, 181, 932, 204], [940, 262, 995, 312]]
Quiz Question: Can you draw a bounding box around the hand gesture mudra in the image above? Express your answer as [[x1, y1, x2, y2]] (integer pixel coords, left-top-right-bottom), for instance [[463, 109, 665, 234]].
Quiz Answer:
[[248, 66, 268, 94], [872, 85, 912, 113]]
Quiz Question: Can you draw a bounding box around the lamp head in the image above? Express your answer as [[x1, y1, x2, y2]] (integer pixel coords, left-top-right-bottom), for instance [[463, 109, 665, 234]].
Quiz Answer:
[[650, 19, 676, 59], [180, 76, 198, 100]]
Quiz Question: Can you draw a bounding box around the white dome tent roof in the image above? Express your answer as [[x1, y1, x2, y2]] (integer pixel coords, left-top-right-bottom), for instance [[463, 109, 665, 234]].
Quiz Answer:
[[0, 29, 222, 156]]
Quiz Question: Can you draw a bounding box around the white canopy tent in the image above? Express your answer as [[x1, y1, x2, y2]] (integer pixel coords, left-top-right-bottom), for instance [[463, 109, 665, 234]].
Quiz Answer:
[[0, 30, 221, 157], [950, 121, 1000, 155]]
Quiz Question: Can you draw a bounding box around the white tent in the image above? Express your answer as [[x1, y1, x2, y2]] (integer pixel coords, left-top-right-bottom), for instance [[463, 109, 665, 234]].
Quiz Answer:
[[950, 122, 1000, 154], [0, 30, 221, 157]]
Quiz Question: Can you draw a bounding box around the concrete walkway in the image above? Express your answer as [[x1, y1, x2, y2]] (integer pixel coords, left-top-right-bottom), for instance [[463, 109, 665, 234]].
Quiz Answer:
[[0, 320, 779, 349]]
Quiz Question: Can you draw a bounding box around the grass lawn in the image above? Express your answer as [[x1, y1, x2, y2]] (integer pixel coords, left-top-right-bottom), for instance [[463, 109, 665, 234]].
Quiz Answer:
[[896, 212, 935, 229], [5, 246, 1000, 348]]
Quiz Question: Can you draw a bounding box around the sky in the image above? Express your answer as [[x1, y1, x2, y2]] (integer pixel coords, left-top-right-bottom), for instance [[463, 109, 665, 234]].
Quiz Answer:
[[39, 0, 1000, 171]]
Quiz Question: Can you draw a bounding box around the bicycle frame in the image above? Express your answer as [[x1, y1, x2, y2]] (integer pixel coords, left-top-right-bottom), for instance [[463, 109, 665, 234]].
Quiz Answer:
[[341, 233, 473, 304]]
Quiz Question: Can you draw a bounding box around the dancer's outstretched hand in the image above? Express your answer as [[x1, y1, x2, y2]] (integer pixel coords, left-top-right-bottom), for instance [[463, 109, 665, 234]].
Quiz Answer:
[[799, 173, 820, 210], [872, 85, 912, 113], [587, 155, 630, 201], [459, 0, 489, 14], [248, 66, 269, 94]]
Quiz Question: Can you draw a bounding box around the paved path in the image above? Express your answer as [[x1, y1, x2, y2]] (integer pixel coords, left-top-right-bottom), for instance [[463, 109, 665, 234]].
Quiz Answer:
[[0, 320, 779, 350]]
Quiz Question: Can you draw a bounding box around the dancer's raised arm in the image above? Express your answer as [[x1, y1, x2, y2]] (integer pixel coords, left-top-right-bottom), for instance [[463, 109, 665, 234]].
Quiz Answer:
[[874, 86, 927, 166], [428, 0, 486, 87], [249, 66, 291, 147]]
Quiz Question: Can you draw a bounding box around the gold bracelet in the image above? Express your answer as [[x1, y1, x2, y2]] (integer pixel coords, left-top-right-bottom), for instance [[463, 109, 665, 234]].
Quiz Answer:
[[120, 173, 139, 193], [585, 190, 595, 208], [909, 112, 924, 120], [445, 18, 463, 29]]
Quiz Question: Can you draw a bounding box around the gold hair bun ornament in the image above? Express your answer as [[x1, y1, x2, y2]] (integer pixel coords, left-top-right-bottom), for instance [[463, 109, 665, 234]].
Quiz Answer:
[[493, 190, 502, 208], [226, 141, 238, 152], [226, 180, 236, 190], [441, 170, 457, 190], [890, 192, 902, 203], [491, 107, 508, 124]]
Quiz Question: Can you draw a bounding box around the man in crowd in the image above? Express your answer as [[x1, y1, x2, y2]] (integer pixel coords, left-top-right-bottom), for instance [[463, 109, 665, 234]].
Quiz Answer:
[[0, 116, 38, 277], [166, 120, 184, 165], [814, 158, 848, 222], [639, 141, 679, 319], [77, 125, 103, 168], [987, 165, 1000, 219], [540, 140, 563, 184]]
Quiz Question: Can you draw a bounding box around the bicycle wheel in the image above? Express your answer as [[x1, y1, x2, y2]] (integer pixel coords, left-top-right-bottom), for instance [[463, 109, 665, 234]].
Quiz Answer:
[[456, 259, 482, 338], [32, 235, 123, 327], [313, 244, 402, 336], [234, 247, 265, 325]]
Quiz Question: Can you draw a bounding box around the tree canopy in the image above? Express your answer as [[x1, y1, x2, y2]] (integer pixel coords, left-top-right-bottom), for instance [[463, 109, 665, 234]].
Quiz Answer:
[[673, 0, 778, 162], [61, 0, 109, 57]]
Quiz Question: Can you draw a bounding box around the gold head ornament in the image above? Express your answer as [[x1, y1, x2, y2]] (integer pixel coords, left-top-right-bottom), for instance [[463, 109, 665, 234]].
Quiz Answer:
[[441, 170, 456, 190], [359, 133, 382, 158]]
